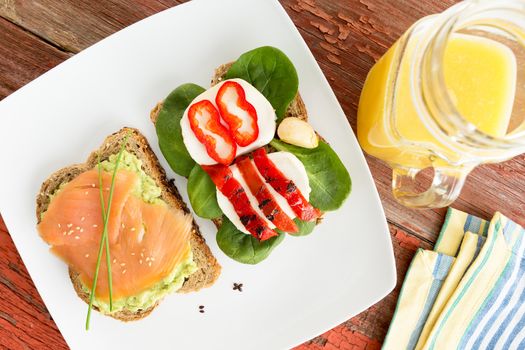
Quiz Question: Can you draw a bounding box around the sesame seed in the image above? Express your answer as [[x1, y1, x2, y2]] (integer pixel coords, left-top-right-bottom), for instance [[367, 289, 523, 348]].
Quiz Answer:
[[120, 263, 126, 267], [63, 232, 67, 236], [139, 259, 143, 264], [92, 224, 98, 228], [131, 253, 135, 256], [150, 257, 155, 261], [148, 262, 152, 267], [68, 230, 74, 235], [121, 223, 125, 229], [58, 223, 61, 228], [130, 227, 136, 232], [80, 217, 85, 222], [145, 257, 150, 262], [140, 253, 144, 258], [85, 254, 89, 258], [76, 226, 81, 230], [80, 228, 84, 233], [85, 191, 89, 195], [91, 184, 96, 188], [67, 224, 72, 228], [122, 269, 127, 274], [74, 236, 80, 240], [113, 259, 117, 263]]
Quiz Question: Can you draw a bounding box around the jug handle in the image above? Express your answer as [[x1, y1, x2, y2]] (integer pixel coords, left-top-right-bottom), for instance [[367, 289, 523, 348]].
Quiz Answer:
[[391, 166, 469, 208]]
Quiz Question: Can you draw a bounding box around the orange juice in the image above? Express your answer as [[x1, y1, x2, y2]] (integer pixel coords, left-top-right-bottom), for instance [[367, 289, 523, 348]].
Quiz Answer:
[[358, 33, 517, 168]]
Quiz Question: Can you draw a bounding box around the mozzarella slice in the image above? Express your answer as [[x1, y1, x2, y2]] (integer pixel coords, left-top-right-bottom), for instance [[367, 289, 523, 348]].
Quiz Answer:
[[181, 78, 276, 165], [216, 152, 311, 235]]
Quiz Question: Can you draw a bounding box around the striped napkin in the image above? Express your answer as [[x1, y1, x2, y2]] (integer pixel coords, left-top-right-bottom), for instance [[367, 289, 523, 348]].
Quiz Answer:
[[383, 208, 525, 350]]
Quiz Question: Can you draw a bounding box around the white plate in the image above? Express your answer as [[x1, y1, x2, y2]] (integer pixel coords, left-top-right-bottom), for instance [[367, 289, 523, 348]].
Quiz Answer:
[[0, 0, 395, 348]]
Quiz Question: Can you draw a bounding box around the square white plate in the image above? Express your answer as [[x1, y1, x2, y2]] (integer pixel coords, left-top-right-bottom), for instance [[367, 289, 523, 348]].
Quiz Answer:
[[0, 0, 395, 348]]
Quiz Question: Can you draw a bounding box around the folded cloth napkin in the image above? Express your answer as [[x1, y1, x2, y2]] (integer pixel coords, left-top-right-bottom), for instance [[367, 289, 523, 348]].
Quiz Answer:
[[416, 231, 485, 349], [383, 208, 524, 350], [382, 249, 454, 349], [433, 208, 489, 256], [423, 212, 525, 350]]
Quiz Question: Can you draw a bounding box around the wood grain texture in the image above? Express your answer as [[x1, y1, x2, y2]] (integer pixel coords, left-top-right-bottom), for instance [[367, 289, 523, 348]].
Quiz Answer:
[[0, 215, 67, 350], [1, 0, 524, 349], [0, 0, 182, 52], [0, 16, 72, 100]]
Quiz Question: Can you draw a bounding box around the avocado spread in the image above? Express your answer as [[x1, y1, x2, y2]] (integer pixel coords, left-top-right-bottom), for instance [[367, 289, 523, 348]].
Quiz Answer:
[[78, 151, 198, 314], [84, 251, 197, 314], [99, 150, 162, 204]]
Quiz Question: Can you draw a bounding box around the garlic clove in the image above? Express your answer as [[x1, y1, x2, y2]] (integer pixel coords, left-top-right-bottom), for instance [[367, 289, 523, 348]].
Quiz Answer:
[[277, 117, 319, 149]]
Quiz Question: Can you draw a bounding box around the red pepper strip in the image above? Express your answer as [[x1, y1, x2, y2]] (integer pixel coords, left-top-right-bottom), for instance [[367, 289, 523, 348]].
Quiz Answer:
[[236, 157, 298, 233], [215, 81, 259, 147], [202, 164, 278, 241], [252, 148, 321, 222], [188, 100, 237, 165]]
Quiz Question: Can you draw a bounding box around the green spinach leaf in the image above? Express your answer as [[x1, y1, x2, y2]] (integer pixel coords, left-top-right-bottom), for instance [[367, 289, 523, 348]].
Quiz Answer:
[[187, 164, 222, 219], [216, 216, 286, 264], [225, 46, 298, 120], [270, 139, 351, 211], [155, 83, 205, 177], [287, 218, 316, 237]]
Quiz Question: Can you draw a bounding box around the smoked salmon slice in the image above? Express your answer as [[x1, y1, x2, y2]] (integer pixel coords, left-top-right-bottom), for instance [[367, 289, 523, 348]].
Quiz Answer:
[[37, 169, 193, 300]]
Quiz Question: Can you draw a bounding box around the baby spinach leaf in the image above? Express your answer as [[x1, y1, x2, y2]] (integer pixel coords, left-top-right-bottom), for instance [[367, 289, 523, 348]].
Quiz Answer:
[[270, 139, 352, 211], [225, 46, 298, 120], [288, 218, 316, 237], [155, 83, 205, 177], [216, 216, 286, 265], [187, 164, 222, 219]]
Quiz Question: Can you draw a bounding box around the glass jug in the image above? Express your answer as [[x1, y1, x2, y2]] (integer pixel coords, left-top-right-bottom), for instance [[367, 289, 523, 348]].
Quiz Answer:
[[357, 0, 525, 208]]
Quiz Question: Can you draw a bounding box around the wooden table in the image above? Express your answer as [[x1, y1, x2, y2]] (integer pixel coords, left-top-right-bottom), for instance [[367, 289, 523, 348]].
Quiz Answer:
[[2, 0, 524, 349]]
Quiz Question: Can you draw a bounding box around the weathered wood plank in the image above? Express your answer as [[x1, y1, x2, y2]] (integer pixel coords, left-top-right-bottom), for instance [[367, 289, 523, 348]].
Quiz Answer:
[[0, 17, 72, 100], [0, 214, 67, 350], [0, 16, 73, 350], [0, 0, 183, 53], [0, 18, 73, 348]]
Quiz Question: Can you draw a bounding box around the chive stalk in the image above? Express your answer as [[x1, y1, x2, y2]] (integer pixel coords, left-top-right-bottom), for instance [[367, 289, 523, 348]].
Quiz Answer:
[[86, 134, 129, 330], [97, 154, 113, 312]]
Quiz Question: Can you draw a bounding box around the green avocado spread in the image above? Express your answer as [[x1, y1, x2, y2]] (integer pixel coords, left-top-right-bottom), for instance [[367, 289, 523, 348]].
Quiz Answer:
[[99, 150, 163, 204], [83, 252, 197, 314], [77, 151, 197, 314]]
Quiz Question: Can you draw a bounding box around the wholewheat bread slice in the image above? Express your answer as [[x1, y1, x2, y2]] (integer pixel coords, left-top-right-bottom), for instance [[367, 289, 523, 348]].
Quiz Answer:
[[36, 127, 221, 321]]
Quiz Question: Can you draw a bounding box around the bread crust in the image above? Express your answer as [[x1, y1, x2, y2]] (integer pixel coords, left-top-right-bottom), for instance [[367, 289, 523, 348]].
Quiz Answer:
[[36, 127, 221, 321]]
